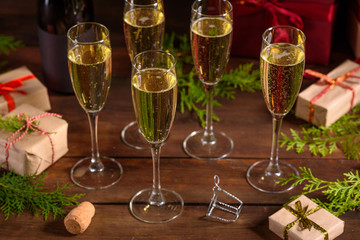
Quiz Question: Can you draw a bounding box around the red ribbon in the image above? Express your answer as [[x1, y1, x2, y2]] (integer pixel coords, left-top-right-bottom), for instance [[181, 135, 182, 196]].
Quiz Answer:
[[0, 74, 35, 112], [4, 112, 62, 171], [242, 0, 303, 28], [304, 66, 360, 124]]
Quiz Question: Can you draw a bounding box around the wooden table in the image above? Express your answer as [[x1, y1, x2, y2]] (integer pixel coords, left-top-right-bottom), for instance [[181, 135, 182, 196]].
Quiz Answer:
[[1, 1, 360, 239]]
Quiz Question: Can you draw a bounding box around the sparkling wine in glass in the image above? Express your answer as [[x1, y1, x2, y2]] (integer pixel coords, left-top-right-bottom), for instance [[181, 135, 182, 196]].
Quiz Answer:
[[121, 0, 165, 150], [67, 22, 123, 190], [129, 50, 183, 223], [183, 0, 234, 160], [246, 26, 305, 193]]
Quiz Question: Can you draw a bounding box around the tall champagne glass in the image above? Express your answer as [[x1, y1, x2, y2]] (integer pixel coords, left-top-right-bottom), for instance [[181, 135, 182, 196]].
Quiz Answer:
[[122, 0, 165, 150], [246, 26, 305, 193], [183, 0, 234, 160], [67, 22, 123, 190], [129, 50, 183, 223]]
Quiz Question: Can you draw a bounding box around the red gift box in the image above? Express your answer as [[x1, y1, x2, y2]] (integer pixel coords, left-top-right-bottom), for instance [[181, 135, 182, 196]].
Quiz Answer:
[[230, 0, 339, 65]]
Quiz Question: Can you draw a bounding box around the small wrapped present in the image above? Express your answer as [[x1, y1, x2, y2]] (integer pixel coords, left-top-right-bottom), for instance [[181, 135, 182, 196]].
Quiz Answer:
[[269, 195, 344, 240], [0, 66, 51, 115], [230, 0, 339, 64], [0, 104, 68, 175], [295, 60, 360, 127]]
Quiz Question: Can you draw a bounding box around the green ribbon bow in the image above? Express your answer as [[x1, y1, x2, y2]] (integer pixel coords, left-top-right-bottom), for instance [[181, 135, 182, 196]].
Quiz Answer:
[[283, 200, 329, 240]]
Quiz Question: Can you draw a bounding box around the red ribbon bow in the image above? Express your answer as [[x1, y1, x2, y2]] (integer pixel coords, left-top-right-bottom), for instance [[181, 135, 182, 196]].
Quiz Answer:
[[4, 112, 62, 171], [237, 0, 303, 29], [0, 74, 35, 112], [304, 66, 360, 124]]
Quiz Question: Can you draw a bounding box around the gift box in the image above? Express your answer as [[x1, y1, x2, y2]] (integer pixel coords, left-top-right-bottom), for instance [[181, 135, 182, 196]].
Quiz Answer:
[[0, 66, 51, 115], [230, 0, 339, 65], [347, 2, 360, 58], [0, 104, 68, 175], [269, 195, 344, 240], [295, 60, 360, 127]]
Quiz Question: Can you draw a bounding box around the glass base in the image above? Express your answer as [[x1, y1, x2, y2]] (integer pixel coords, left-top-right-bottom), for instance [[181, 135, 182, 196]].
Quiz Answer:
[[183, 130, 233, 160], [129, 188, 184, 223], [70, 156, 123, 190], [246, 160, 299, 194], [121, 121, 150, 150]]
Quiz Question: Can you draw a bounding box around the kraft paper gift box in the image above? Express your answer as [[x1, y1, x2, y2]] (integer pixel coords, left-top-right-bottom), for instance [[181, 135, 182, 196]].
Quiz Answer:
[[0, 66, 51, 115], [230, 0, 338, 65], [269, 195, 344, 240], [0, 104, 68, 175], [295, 60, 360, 127]]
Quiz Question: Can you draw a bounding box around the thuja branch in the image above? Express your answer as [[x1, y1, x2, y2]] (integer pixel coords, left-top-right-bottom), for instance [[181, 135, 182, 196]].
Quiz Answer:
[[0, 35, 23, 70], [164, 33, 261, 127], [280, 104, 360, 160], [0, 114, 40, 133], [278, 167, 360, 216], [0, 171, 84, 221]]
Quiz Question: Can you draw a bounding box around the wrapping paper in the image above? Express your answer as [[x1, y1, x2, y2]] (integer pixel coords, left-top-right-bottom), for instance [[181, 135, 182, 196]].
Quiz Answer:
[[230, 0, 338, 65], [0, 66, 51, 114], [0, 104, 68, 175], [295, 60, 360, 127], [269, 195, 344, 240]]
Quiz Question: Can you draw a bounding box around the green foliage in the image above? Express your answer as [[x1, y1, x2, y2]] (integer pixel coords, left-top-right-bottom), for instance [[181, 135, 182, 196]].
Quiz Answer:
[[0, 171, 84, 221], [0, 114, 40, 134], [0, 35, 23, 71], [164, 33, 261, 127], [280, 104, 360, 160], [278, 167, 360, 216]]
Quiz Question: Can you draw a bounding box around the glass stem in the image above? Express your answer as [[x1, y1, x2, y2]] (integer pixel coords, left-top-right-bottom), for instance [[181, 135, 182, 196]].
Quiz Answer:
[[149, 143, 165, 206], [202, 84, 216, 143], [87, 112, 104, 172], [266, 116, 283, 177]]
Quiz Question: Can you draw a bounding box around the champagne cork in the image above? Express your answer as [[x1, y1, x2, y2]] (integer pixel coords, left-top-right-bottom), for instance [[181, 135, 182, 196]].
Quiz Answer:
[[64, 201, 95, 235]]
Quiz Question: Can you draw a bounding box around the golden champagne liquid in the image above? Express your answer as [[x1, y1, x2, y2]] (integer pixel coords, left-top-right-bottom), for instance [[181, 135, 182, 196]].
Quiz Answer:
[[131, 68, 177, 143], [123, 8, 165, 60], [68, 44, 112, 112], [260, 43, 305, 116], [191, 17, 232, 85]]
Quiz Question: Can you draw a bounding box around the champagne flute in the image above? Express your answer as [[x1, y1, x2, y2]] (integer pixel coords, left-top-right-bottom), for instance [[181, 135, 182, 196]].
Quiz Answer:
[[129, 50, 183, 223], [67, 22, 123, 190], [183, 0, 234, 160], [122, 0, 165, 150], [246, 26, 305, 193]]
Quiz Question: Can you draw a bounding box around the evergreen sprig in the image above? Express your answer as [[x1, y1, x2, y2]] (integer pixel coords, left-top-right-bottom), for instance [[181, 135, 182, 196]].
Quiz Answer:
[[280, 104, 360, 160], [0, 35, 23, 56], [0, 35, 23, 70], [278, 167, 360, 216], [0, 171, 84, 221], [0, 114, 40, 134], [164, 33, 261, 126]]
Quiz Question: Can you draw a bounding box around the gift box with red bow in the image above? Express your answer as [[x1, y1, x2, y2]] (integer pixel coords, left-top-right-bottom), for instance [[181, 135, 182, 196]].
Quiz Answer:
[[0, 104, 68, 175], [295, 60, 360, 127], [230, 0, 339, 65], [0, 66, 51, 115]]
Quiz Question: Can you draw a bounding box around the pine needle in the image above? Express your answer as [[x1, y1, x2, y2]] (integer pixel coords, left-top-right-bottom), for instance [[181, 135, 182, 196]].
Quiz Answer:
[[278, 167, 360, 216], [0, 171, 84, 221], [280, 104, 360, 160]]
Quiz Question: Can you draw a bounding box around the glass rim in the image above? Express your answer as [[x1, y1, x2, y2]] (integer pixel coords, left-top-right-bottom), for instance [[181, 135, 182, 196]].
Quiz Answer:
[[132, 50, 176, 73], [124, 0, 161, 8], [191, 0, 233, 18], [67, 22, 110, 45], [262, 25, 306, 48]]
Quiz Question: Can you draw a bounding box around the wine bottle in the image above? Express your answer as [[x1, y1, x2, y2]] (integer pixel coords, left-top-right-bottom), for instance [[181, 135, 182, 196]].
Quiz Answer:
[[37, 0, 94, 93]]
